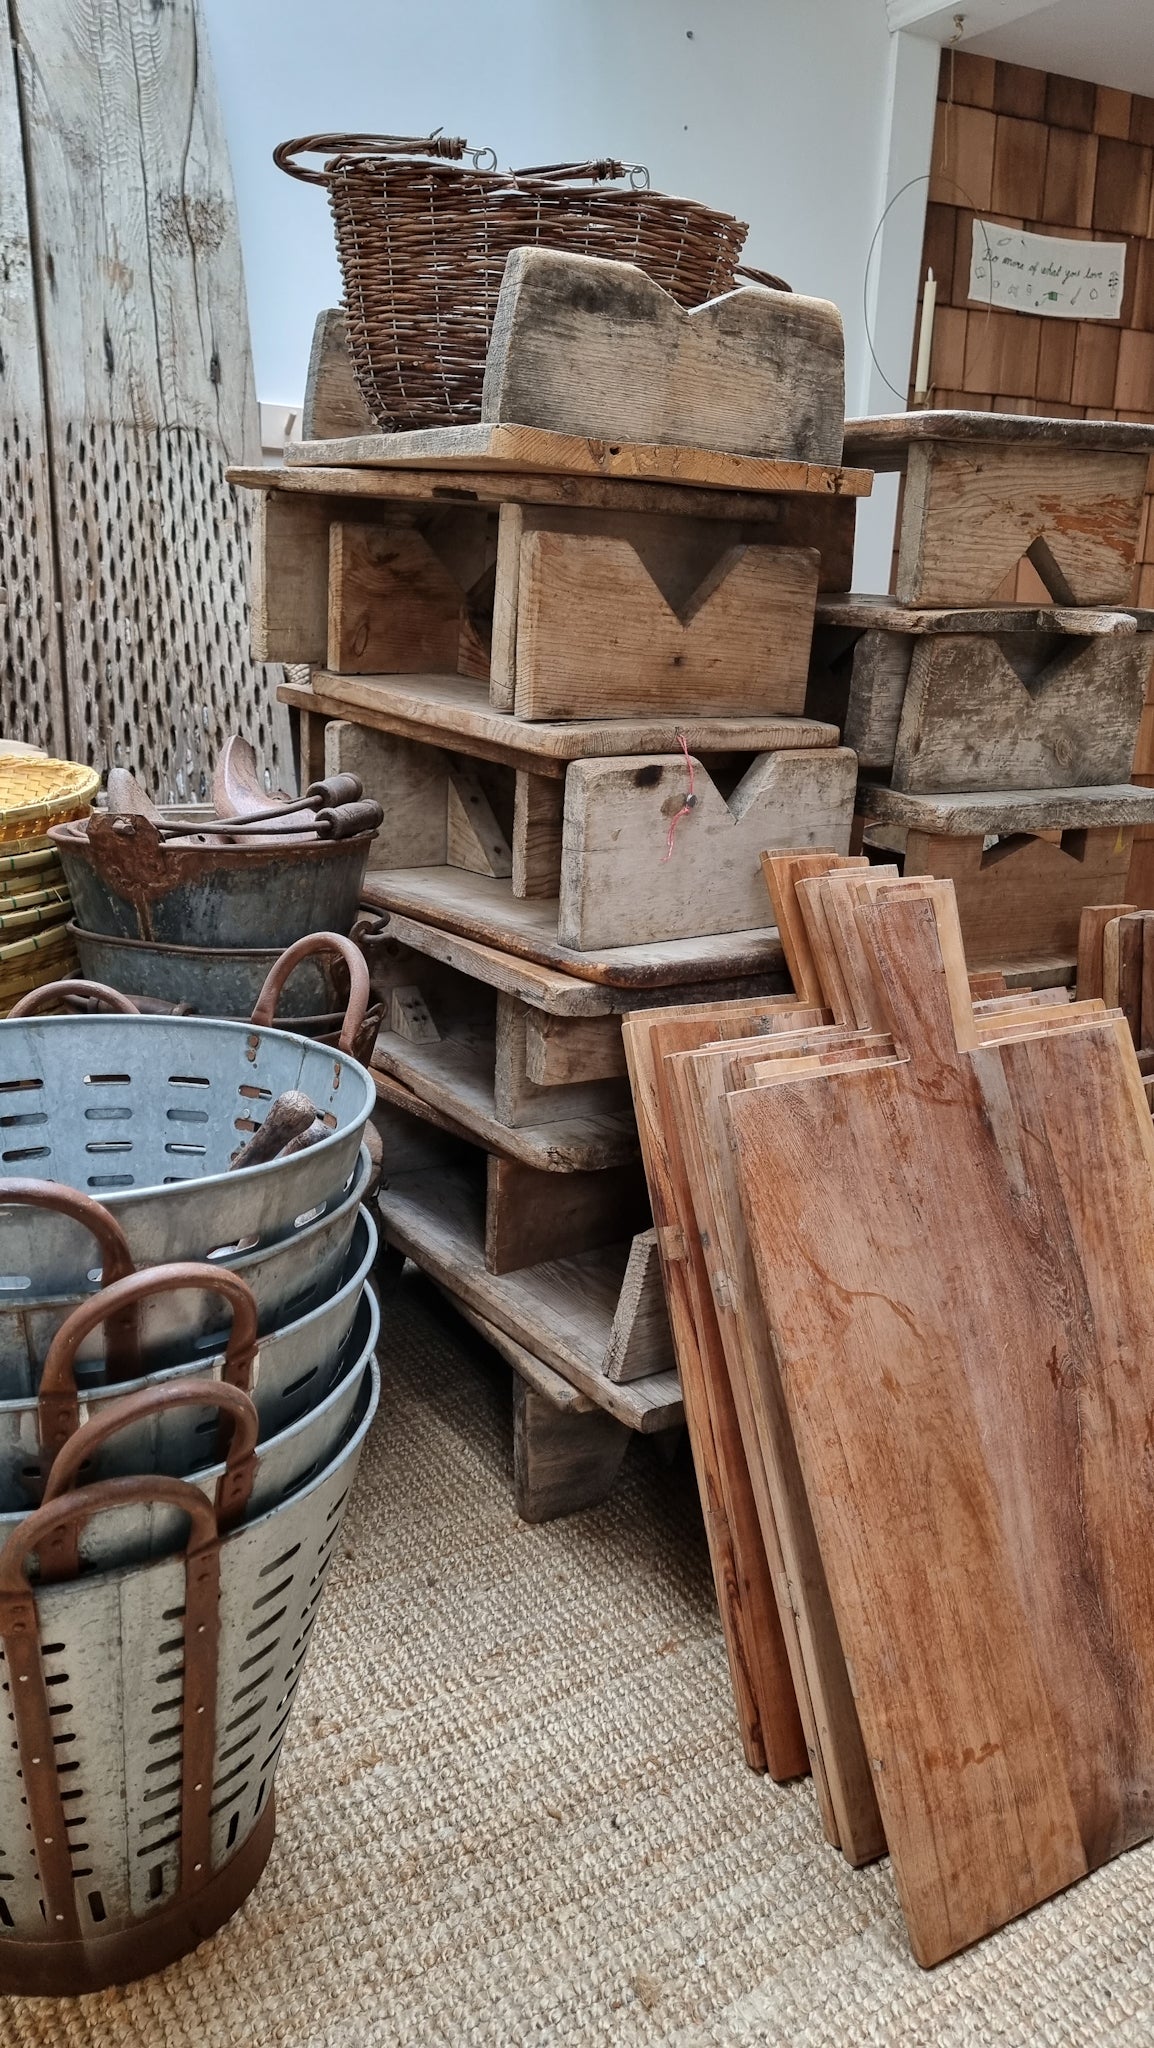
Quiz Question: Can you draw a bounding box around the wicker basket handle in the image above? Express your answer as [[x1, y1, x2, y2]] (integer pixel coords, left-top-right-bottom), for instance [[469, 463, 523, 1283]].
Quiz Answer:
[[510, 158, 642, 187], [735, 264, 793, 293], [0, 1176, 140, 1379], [274, 132, 477, 183], [251, 932, 371, 1056], [7, 978, 142, 1018], [37, 1262, 261, 1456]]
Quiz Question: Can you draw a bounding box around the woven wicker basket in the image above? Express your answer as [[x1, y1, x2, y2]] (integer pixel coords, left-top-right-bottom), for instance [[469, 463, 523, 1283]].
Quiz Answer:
[[276, 134, 781, 432]]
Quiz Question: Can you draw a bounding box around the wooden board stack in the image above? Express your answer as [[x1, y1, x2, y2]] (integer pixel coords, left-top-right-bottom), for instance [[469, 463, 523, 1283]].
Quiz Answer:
[[625, 848, 1154, 1963], [230, 253, 871, 1580], [813, 412, 1154, 976]]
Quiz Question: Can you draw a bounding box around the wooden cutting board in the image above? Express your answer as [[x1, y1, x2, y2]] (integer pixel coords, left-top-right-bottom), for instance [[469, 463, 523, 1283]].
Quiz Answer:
[[726, 883, 1154, 1964], [623, 998, 819, 1790]]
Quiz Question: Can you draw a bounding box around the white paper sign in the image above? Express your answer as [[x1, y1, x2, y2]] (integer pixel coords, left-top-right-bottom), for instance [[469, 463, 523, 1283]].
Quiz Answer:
[[969, 222, 1125, 319]]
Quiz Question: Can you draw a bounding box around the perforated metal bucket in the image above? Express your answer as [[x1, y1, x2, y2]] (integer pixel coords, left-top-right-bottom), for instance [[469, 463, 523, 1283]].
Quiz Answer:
[[0, 1360, 379, 1993], [0, 1014, 375, 1293], [0, 1146, 373, 1395], [0, 1216, 378, 1508]]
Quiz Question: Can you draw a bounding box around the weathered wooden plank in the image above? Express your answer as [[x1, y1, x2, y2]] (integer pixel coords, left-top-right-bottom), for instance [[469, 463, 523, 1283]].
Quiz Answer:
[[665, 1030, 888, 1865], [843, 410, 1154, 462], [816, 593, 1151, 635], [841, 631, 915, 769], [363, 866, 787, 989], [890, 633, 1152, 792], [623, 1000, 820, 1795], [328, 521, 468, 675], [301, 307, 376, 442], [1076, 901, 1137, 1002], [380, 909, 789, 1018], [481, 247, 844, 463], [512, 1378, 632, 1524], [0, 4, 66, 752], [902, 826, 1135, 968], [445, 762, 513, 879], [484, 1154, 650, 1275], [512, 529, 818, 721], [286, 422, 873, 499], [324, 721, 448, 870], [558, 750, 856, 950], [492, 993, 630, 1130], [378, 1165, 683, 1424], [524, 1011, 627, 1085], [236, 461, 861, 587], [16, 0, 288, 794], [895, 442, 1150, 607], [511, 772, 564, 899], [858, 782, 1154, 834], [599, 1230, 675, 1384], [282, 671, 838, 778]]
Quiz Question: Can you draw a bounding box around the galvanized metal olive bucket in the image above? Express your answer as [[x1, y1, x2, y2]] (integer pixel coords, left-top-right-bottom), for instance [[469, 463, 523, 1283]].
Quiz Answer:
[[0, 1012, 375, 1295], [0, 1360, 379, 1993]]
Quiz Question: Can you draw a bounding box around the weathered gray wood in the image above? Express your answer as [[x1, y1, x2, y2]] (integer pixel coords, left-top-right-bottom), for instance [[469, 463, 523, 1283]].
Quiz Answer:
[[481, 246, 845, 463], [558, 749, 857, 951], [512, 1379, 632, 1521], [816, 594, 1151, 636], [842, 631, 915, 770], [524, 1010, 627, 1084], [371, 1033, 636, 1173], [512, 772, 564, 898], [324, 721, 448, 869], [891, 634, 1152, 793], [897, 443, 1150, 608], [601, 1230, 674, 1384], [492, 993, 631, 1129], [0, 5, 66, 753], [285, 423, 873, 500], [437, 1290, 595, 1413], [17, 0, 288, 794], [377, 1165, 683, 1424], [902, 826, 1135, 968], [301, 308, 375, 442], [485, 1153, 650, 1274], [380, 910, 789, 1016], [282, 670, 839, 777], [843, 411, 1154, 466], [445, 762, 513, 878], [235, 461, 861, 587], [858, 783, 1154, 835], [363, 866, 787, 989]]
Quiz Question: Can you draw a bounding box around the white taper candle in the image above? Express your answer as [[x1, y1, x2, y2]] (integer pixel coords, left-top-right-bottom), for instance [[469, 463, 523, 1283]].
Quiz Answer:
[[914, 267, 937, 401]]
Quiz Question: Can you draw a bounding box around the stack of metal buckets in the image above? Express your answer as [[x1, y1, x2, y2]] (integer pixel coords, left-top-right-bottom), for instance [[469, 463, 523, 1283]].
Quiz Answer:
[[0, 965, 381, 1992]]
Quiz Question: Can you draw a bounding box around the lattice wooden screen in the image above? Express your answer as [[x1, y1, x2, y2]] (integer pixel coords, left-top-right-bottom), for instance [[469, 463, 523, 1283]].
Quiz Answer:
[[0, 0, 289, 800]]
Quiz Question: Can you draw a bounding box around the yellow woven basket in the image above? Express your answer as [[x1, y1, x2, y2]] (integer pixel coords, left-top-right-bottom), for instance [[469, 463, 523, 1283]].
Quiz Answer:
[[0, 757, 99, 845], [0, 845, 64, 880]]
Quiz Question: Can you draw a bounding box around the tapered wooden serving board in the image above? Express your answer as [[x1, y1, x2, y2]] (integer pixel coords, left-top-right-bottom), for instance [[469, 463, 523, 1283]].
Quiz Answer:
[[726, 887, 1154, 1966]]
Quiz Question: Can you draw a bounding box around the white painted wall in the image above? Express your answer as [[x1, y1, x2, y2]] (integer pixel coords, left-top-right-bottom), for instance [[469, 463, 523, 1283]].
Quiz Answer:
[[202, 0, 940, 586]]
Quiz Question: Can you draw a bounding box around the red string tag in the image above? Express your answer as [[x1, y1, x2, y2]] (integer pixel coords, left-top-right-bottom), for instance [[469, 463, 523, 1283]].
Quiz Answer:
[[662, 734, 697, 862]]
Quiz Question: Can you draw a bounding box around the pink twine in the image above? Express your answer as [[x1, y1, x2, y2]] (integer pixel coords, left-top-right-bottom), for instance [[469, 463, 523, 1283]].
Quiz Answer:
[[662, 734, 697, 862]]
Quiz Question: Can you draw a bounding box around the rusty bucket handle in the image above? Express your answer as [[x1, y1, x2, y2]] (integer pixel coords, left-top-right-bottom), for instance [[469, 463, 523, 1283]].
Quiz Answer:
[[37, 1262, 260, 1457], [0, 1471, 224, 1930], [43, 1374, 258, 1523], [7, 979, 142, 1018], [251, 932, 370, 1056], [0, 1178, 140, 1377]]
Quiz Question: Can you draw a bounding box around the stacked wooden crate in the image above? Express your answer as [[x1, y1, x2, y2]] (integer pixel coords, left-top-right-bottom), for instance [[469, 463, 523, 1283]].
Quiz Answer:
[[811, 410, 1154, 976], [231, 252, 872, 1533]]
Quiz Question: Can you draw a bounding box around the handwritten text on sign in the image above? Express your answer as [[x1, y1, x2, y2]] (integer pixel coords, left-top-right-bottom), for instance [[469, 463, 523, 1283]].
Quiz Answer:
[[969, 222, 1126, 319]]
